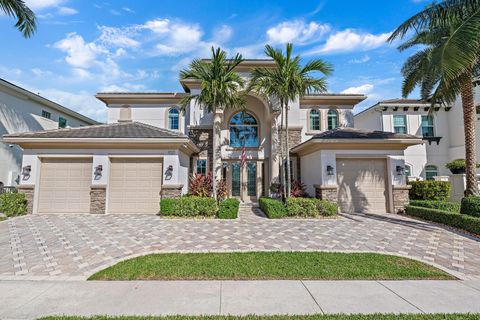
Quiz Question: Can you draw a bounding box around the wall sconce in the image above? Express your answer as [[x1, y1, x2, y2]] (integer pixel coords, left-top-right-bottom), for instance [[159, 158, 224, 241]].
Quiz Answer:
[[396, 165, 405, 176], [165, 165, 174, 180], [326, 165, 334, 176], [94, 165, 103, 180], [22, 165, 31, 180]]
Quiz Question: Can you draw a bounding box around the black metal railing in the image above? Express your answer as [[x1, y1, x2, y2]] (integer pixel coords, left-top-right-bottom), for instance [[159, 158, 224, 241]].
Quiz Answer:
[[0, 186, 17, 195]]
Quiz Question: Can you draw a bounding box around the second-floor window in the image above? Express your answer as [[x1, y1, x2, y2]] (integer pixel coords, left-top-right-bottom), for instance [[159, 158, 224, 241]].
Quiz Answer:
[[421, 115, 435, 137], [168, 108, 179, 130], [58, 117, 67, 128], [41, 110, 51, 119], [393, 115, 407, 134], [327, 109, 338, 130], [309, 109, 320, 131]]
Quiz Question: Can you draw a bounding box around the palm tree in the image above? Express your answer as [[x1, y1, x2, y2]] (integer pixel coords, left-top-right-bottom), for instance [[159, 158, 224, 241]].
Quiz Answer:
[[249, 43, 332, 200], [179, 47, 246, 199], [389, 0, 480, 196], [1, 0, 37, 37]]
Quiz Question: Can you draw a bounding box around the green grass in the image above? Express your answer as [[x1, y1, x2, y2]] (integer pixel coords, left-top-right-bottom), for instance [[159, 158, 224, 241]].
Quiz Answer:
[[88, 252, 453, 281], [37, 314, 480, 320]]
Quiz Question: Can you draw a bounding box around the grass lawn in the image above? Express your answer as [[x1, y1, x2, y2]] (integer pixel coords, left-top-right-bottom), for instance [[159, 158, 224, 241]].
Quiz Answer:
[[88, 252, 453, 281], [38, 314, 480, 320]]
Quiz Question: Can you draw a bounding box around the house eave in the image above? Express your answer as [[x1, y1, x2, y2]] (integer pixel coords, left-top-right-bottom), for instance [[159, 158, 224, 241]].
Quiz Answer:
[[95, 92, 189, 105]]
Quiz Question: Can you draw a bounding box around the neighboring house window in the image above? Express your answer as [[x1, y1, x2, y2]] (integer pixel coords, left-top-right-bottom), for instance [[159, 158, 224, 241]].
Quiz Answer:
[[309, 109, 320, 131], [421, 115, 435, 137], [168, 108, 179, 130], [196, 159, 207, 175], [393, 115, 407, 134], [229, 112, 259, 147], [425, 165, 438, 180], [58, 117, 67, 128], [327, 109, 339, 130], [405, 165, 412, 178], [41, 110, 51, 119]]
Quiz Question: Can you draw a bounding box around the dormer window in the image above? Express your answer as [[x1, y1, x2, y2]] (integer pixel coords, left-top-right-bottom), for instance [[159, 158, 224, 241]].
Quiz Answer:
[[327, 109, 338, 130], [168, 108, 179, 130], [309, 109, 320, 131], [421, 115, 434, 137]]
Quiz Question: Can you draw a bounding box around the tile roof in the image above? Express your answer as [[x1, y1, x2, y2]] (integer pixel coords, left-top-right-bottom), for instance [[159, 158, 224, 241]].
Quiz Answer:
[[4, 121, 187, 139], [310, 127, 420, 140], [379, 98, 429, 104]]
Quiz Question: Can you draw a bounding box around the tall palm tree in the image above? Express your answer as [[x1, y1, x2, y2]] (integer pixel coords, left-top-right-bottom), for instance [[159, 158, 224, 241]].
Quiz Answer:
[[1, 0, 37, 37], [179, 47, 246, 199], [249, 43, 332, 200], [389, 0, 480, 196]]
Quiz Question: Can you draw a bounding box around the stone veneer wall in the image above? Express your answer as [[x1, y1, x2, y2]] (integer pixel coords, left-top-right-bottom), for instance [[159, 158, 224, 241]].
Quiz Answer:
[[161, 185, 183, 198], [16, 185, 34, 215], [279, 128, 302, 152], [188, 128, 213, 171], [314, 185, 338, 203], [90, 185, 106, 214], [392, 185, 411, 214]]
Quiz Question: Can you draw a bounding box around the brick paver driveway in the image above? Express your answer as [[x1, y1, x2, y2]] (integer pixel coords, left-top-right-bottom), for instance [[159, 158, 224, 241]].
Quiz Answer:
[[1, 206, 479, 280]]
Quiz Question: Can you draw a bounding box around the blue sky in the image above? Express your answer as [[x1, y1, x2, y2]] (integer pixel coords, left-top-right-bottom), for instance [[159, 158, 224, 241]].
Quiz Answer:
[[0, 0, 430, 122]]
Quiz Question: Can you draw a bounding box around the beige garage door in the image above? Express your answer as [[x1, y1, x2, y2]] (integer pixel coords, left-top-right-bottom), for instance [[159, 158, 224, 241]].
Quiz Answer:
[[38, 158, 92, 214], [337, 158, 388, 213], [108, 158, 163, 214]]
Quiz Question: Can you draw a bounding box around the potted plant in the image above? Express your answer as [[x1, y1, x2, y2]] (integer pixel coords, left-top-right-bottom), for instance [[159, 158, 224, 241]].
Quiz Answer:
[[446, 159, 480, 174]]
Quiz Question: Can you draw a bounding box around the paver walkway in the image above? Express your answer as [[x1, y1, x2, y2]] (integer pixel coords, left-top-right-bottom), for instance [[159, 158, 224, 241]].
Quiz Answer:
[[0, 206, 479, 280]]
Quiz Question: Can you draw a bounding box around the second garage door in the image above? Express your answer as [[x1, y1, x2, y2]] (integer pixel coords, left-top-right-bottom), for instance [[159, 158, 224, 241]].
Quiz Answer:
[[337, 158, 388, 214], [108, 158, 163, 214]]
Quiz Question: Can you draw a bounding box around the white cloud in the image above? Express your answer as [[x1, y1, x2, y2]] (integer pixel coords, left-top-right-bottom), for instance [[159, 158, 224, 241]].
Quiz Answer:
[[31, 68, 52, 77], [24, 0, 64, 10], [213, 25, 233, 44], [57, 6, 77, 15], [310, 29, 391, 54], [53, 33, 106, 68], [98, 26, 141, 48], [341, 84, 374, 94], [143, 19, 170, 34], [266, 20, 330, 44], [349, 55, 370, 64], [123, 7, 135, 13]]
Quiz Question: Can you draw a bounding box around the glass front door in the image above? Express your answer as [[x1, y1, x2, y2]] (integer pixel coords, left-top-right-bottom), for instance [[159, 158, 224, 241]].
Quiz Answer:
[[247, 162, 257, 197], [231, 162, 241, 197]]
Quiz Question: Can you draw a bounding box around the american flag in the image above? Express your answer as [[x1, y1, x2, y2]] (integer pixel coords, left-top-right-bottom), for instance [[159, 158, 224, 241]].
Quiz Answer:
[[240, 143, 246, 168]]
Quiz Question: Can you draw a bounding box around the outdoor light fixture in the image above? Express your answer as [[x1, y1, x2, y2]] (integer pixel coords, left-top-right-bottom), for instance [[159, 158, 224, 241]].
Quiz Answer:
[[326, 165, 334, 176], [22, 165, 31, 176], [396, 165, 405, 175], [94, 165, 103, 179], [165, 165, 174, 180]]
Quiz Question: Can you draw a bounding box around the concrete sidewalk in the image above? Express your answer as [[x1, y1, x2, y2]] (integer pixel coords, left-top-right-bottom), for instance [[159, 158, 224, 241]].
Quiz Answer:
[[1, 280, 480, 319]]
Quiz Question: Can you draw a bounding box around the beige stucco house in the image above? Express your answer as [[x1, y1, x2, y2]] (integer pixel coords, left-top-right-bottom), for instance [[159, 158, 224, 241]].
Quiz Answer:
[[4, 60, 422, 215]]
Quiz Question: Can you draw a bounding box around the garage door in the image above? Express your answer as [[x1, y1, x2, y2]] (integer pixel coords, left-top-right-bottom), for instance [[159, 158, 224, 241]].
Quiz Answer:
[[108, 158, 163, 214], [337, 158, 388, 213], [38, 158, 92, 214]]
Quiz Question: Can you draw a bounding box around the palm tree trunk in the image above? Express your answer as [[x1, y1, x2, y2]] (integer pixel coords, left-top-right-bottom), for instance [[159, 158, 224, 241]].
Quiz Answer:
[[460, 73, 479, 196], [212, 108, 220, 200], [280, 102, 286, 201], [285, 104, 291, 200]]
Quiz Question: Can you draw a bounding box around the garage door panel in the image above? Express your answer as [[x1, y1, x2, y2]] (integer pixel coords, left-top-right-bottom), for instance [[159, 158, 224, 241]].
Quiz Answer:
[[337, 159, 388, 214]]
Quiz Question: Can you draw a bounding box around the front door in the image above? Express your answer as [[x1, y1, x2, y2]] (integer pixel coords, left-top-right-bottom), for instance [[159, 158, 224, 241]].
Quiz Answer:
[[231, 162, 241, 198], [246, 162, 257, 200]]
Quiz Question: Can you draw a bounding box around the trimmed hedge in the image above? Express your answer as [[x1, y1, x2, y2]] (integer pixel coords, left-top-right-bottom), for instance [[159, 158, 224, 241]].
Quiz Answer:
[[259, 197, 338, 219], [460, 196, 480, 218], [409, 200, 460, 213], [217, 198, 240, 219], [408, 181, 451, 201], [160, 196, 217, 217], [406, 205, 480, 235], [0, 192, 27, 217]]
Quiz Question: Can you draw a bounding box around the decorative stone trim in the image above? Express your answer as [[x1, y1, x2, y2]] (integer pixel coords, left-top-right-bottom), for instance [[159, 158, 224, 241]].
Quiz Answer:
[[392, 185, 412, 214], [161, 184, 183, 199], [90, 185, 106, 214], [17, 185, 34, 215], [314, 184, 338, 203]]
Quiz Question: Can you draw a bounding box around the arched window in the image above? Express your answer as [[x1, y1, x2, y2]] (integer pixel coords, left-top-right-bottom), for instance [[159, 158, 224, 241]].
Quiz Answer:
[[229, 112, 259, 147], [168, 108, 179, 130], [425, 165, 438, 180], [327, 109, 339, 130], [309, 109, 320, 131]]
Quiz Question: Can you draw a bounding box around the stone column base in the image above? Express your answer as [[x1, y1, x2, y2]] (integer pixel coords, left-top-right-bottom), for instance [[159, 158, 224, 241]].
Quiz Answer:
[[392, 185, 411, 214], [90, 185, 106, 214], [161, 184, 183, 199], [314, 184, 338, 202], [17, 185, 35, 215]]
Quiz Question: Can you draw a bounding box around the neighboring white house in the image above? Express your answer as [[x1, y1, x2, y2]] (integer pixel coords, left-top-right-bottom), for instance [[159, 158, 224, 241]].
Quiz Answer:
[[354, 86, 480, 181], [0, 79, 99, 186], [4, 60, 422, 215]]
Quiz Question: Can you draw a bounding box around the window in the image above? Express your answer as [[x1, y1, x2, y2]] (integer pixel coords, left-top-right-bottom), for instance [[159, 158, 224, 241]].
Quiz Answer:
[[393, 115, 407, 134], [327, 109, 339, 130], [168, 108, 179, 130], [425, 165, 438, 180], [58, 117, 67, 128], [405, 165, 412, 178], [421, 115, 435, 137], [309, 109, 320, 131], [41, 110, 51, 119], [196, 159, 207, 175], [229, 112, 259, 147]]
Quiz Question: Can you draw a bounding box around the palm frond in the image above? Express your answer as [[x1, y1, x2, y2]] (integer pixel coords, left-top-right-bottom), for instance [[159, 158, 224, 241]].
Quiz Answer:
[[0, 0, 37, 37]]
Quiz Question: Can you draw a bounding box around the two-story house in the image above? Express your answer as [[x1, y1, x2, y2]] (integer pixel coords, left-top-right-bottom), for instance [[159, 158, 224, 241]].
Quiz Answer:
[[4, 60, 422, 215], [0, 78, 99, 187]]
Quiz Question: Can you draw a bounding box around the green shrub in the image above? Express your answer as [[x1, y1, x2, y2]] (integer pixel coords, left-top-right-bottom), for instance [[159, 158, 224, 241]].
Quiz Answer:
[[409, 200, 460, 213], [460, 196, 480, 217], [408, 181, 451, 201], [286, 197, 318, 217], [160, 196, 217, 217], [217, 198, 240, 219], [0, 192, 27, 217], [317, 200, 338, 217], [259, 197, 287, 219], [406, 205, 480, 235]]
